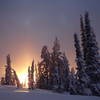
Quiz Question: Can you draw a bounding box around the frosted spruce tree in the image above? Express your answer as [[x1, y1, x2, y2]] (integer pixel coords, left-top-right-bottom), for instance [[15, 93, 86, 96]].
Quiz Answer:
[[80, 12, 100, 95], [36, 63, 43, 88], [37, 46, 50, 89], [12, 69, 21, 88], [60, 53, 70, 91], [74, 33, 91, 95], [28, 66, 31, 89], [41, 45, 50, 88], [50, 37, 62, 91], [68, 70, 77, 95], [30, 60, 35, 89], [80, 15, 87, 62], [5, 54, 12, 85], [28, 60, 35, 89], [50, 37, 70, 92]]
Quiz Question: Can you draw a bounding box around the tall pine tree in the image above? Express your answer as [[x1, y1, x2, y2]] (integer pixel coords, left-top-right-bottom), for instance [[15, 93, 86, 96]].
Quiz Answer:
[[12, 69, 21, 88], [74, 33, 91, 95], [80, 15, 87, 62], [5, 54, 12, 85], [28, 66, 31, 89], [30, 60, 34, 89], [41, 46, 50, 88], [80, 12, 100, 95], [51, 37, 61, 90], [60, 53, 70, 91], [37, 46, 50, 89], [28, 61, 35, 89]]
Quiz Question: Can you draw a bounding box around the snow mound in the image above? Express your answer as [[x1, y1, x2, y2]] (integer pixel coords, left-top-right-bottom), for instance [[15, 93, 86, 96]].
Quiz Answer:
[[0, 86, 99, 100]]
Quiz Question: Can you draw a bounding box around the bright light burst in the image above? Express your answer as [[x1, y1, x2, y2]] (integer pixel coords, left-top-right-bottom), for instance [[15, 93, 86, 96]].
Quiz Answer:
[[18, 72, 28, 88], [18, 69, 37, 88]]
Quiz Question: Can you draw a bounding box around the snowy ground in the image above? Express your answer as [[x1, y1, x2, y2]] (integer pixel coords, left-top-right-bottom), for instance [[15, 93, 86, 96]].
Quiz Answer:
[[0, 86, 99, 100]]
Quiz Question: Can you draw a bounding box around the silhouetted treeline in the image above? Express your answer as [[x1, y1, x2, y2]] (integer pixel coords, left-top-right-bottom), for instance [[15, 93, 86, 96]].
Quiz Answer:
[[33, 12, 100, 96], [0, 12, 100, 96]]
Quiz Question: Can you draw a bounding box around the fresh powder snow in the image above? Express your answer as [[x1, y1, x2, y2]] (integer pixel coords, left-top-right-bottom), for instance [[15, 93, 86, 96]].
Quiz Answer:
[[0, 86, 99, 100]]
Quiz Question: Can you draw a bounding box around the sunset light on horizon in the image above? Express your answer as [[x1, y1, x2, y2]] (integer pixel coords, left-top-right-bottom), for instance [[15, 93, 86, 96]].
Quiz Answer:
[[0, 0, 100, 99], [0, 0, 100, 80]]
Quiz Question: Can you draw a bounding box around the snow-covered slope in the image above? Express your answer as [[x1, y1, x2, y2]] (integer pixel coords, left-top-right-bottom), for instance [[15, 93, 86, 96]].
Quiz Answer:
[[0, 86, 99, 100]]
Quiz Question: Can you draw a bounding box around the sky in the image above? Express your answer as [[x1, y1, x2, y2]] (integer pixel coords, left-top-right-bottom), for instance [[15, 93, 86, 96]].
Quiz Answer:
[[0, 0, 100, 79]]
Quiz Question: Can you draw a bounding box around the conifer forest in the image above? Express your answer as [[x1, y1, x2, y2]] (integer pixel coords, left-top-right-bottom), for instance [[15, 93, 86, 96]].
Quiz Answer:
[[1, 12, 100, 97]]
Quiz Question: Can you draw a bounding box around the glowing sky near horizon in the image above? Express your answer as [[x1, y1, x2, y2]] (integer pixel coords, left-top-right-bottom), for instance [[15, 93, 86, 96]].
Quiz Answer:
[[0, 0, 100, 79]]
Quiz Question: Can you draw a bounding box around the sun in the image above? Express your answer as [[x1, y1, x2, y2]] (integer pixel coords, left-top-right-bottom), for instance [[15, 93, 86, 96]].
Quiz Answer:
[[18, 72, 28, 88], [17, 64, 37, 88], [18, 71, 36, 88]]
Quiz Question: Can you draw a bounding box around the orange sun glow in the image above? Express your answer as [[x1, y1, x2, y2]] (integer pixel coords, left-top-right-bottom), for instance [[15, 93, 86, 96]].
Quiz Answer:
[[18, 70, 36, 88], [18, 72, 28, 88]]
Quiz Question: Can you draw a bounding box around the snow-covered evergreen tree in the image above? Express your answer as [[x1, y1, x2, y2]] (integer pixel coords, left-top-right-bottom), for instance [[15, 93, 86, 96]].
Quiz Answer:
[[50, 37, 62, 90], [81, 12, 100, 95], [28, 60, 35, 89], [80, 15, 87, 61], [37, 37, 70, 92], [37, 62, 46, 89], [5, 54, 12, 85], [28, 66, 31, 89], [12, 69, 21, 88], [41, 46, 50, 88], [50, 37, 70, 92], [74, 33, 91, 95], [30, 60, 34, 89], [60, 53, 70, 91], [37, 46, 51, 89], [68, 72, 77, 95]]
